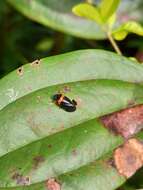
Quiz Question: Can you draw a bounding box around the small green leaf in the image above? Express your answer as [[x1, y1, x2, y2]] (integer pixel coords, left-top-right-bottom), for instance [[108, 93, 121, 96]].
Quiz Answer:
[[107, 13, 116, 29], [99, 0, 120, 22], [113, 21, 143, 41], [113, 30, 128, 41], [72, 3, 103, 25]]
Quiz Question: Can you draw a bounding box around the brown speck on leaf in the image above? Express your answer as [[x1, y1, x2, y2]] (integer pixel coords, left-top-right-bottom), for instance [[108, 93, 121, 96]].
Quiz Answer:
[[27, 86, 32, 91], [107, 158, 115, 168], [48, 144, 52, 148], [101, 105, 143, 138], [72, 149, 77, 156], [127, 99, 136, 107], [30, 59, 41, 67], [46, 178, 61, 190], [12, 172, 30, 185], [63, 86, 71, 93], [59, 124, 64, 130], [17, 66, 24, 76], [114, 138, 143, 178], [27, 114, 36, 130], [33, 155, 45, 169]]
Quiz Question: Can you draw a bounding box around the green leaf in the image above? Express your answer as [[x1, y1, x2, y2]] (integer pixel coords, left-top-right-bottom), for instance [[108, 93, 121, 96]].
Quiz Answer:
[[107, 13, 116, 29], [0, 157, 126, 190], [1, 49, 143, 111], [0, 119, 123, 187], [113, 30, 128, 41], [99, 0, 120, 22], [57, 158, 125, 190], [7, 0, 106, 40], [72, 3, 103, 25], [1, 79, 143, 157], [1, 50, 143, 189], [113, 21, 143, 41]]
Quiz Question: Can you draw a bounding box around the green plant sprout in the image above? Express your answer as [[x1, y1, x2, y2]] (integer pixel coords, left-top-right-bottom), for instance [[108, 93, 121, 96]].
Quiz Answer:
[[72, 0, 143, 55]]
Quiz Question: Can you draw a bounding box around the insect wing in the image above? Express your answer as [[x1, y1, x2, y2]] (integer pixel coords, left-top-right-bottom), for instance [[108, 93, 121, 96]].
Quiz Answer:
[[61, 97, 76, 112]]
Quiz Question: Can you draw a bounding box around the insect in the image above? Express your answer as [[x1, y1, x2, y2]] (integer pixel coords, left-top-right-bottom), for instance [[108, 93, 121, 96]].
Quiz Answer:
[[52, 94, 77, 112]]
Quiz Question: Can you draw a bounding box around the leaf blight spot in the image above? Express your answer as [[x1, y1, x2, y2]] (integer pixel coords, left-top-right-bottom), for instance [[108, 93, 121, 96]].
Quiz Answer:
[[17, 66, 24, 76], [114, 138, 143, 178], [46, 178, 61, 190], [30, 59, 41, 67]]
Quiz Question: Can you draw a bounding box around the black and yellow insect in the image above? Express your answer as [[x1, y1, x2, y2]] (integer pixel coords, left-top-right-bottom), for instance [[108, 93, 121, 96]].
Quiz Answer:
[[52, 94, 77, 112]]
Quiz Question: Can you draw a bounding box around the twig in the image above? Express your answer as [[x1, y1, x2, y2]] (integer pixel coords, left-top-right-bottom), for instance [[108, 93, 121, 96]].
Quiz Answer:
[[107, 32, 122, 55]]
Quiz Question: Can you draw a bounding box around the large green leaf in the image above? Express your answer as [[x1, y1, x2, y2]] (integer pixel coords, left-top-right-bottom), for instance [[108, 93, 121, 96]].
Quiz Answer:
[[1, 79, 143, 157], [0, 157, 126, 190], [0, 119, 123, 187], [6, 0, 143, 40], [1, 49, 143, 189], [7, 0, 105, 39], [1, 49, 143, 111]]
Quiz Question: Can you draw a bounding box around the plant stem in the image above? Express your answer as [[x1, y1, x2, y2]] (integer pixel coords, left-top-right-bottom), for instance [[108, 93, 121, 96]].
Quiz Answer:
[[107, 32, 122, 55]]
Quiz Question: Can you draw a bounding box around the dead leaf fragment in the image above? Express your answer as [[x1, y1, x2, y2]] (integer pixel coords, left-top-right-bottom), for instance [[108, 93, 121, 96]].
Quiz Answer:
[[101, 105, 143, 138], [12, 172, 30, 185], [114, 138, 143, 178], [46, 178, 61, 190]]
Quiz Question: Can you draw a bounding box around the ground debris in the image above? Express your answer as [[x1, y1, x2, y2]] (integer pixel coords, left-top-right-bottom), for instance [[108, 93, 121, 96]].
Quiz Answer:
[[114, 138, 143, 178], [46, 178, 61, 190], [12, 172, 30, 185], [101, 105, 143, 138]]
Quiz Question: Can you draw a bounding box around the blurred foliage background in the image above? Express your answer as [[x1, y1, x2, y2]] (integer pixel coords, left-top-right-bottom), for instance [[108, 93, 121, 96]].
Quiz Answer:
[[0, 0, 143, 78]]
